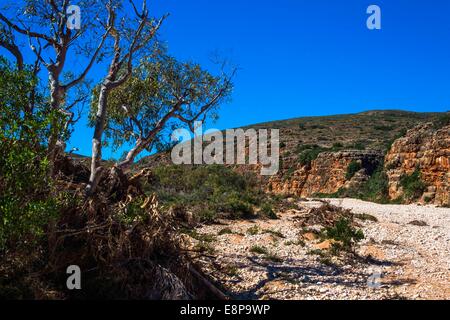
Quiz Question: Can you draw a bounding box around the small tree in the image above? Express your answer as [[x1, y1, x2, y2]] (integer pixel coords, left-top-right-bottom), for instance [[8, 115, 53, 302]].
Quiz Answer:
[[85, 0, 166, 195], [87, 48, 234, 193], [0, 0, 112, 167], [0, 57, 62, 250]]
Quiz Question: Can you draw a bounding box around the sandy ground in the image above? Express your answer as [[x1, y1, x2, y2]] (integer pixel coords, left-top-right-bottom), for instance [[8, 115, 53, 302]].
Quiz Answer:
[[321, 198, 450, 299], [188, 198, 450, 300]]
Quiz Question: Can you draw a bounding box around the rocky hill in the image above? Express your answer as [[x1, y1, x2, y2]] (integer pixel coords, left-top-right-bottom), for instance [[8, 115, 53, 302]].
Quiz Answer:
[[138, 110, 450, 206], [385, 122, 450, 205], [255, 110, 449, 206]]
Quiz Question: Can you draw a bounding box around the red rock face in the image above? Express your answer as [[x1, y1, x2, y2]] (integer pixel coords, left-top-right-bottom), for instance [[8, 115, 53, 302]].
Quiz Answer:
[[268, 150, 383, 197], [385, 123, 450, 206]]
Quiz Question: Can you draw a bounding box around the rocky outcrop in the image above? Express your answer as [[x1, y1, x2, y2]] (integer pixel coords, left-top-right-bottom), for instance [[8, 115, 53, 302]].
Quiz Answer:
[[268, 150, 383, 197], [385, 123, 450, 206]]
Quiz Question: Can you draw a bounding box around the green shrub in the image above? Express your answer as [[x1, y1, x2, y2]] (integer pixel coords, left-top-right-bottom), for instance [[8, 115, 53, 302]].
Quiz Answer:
[[313, 165, 391, 204], [246, 225, 260, 235], [323, 218, 364, 252], [345, 160, 362, 180], [297, 145, 325, 166], [346, 141, 366, 150], [260, 202, 277, 219], [249, 245, 268, 255], [263, 229, 284, 238], [357, 165, 390, 203], [374, 125, 393, 131], [432, 113, 450, 129], [0, 58, 63, 251], [218, 228, 233, 235], [144, 164, 265, 221], [219, 196, 254, 218], [197, 208, 217, 223], [399, 168, 426, 200]]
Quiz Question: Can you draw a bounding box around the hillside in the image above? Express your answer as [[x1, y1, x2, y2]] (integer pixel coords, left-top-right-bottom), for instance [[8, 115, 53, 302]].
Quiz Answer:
[[137, 109, 449, 206], [247, 109, 442, 153]]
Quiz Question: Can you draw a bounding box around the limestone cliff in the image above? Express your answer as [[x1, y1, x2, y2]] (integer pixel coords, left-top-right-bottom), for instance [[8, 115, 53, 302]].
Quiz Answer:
[[384, 123, 450, 206], [268, 150, 383, 197]]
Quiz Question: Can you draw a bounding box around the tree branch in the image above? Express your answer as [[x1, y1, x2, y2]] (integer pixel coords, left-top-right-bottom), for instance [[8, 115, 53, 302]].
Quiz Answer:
[[0, 12, 59, 47]]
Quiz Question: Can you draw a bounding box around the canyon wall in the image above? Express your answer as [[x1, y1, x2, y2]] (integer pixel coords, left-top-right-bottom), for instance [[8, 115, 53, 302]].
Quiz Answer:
[[268, 150, 383, 197], [385, 123, 450, 206], [268, 123, 449, 206]]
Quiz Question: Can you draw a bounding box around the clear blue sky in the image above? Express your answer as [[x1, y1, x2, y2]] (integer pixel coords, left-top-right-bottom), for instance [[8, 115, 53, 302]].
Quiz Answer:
[[4, 0, 450, 159], [58, 0, 450, 158]]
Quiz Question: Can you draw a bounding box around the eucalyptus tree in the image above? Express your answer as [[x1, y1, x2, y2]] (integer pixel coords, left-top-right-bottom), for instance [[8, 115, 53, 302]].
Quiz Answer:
[[87, 48, 234, 193], [85, 0, 166, 195], [0, 0, 111, 166]]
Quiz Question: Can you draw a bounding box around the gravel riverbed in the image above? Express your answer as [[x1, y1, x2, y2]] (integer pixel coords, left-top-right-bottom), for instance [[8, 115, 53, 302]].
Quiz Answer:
[[188, 198, 450, 300]]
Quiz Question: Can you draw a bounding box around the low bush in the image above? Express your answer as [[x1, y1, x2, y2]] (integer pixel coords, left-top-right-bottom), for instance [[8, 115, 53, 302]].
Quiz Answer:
[[432, 113, 450, 129], [246, 225, 260, 235], [323, 218, 364, 252], [249, 245, 268, 255], [399, 168, 426, 200], [259, 202, 278, 219], [297, 145, 325, 166], [345, 160, 362, 180], [143, 164, 266, 222], [357, 165, 390, 203]]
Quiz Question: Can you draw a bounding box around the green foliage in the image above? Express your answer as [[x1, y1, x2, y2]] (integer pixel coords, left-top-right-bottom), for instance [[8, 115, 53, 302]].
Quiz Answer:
[[246, 225, 260, 235], [357, 165, 390, 203], [345, 160, 362, 180], [296, 143, 350, 166], [432, 113, 450, 129], [374, 125, 393, 131], [143, 164, 266, 222], [90, 49, 232, 153], [0, 57, 62, 251], [117, 197, 149, 226], [399, 168, 426, 200], [197, 208, 217, 223], [314, 164, 391, 203], [323, 218, 364, 252], [218, 227, 233, 235], [249, 245, 268, 255], [183, 229, 216, 243], [263, 229, 285, 238], [259, 202, 277, 219], [346, 141, 366, 150], [297, 144, 325, 166]]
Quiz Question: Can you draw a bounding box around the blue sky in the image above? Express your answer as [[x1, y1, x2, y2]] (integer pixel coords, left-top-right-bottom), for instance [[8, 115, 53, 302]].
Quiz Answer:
[[151, 0, 450, 124], [3, 0, 450, 159]]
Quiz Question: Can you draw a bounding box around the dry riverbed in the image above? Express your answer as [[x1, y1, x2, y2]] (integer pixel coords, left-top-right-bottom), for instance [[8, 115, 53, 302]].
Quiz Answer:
[[187, 198, 450, 300]]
